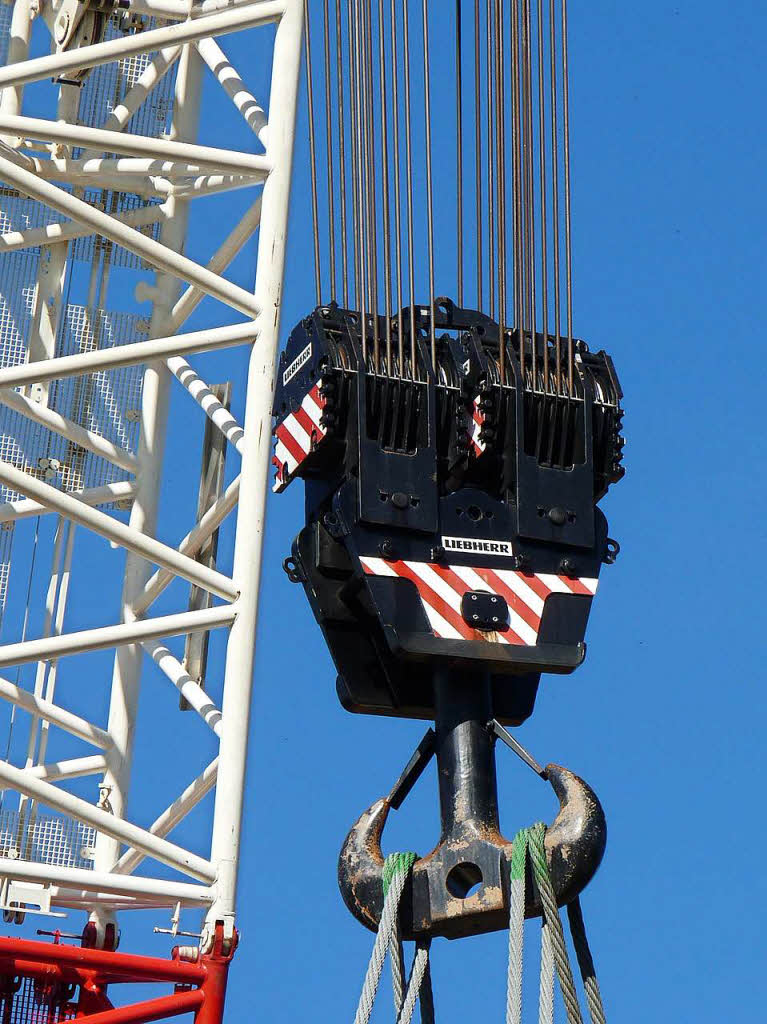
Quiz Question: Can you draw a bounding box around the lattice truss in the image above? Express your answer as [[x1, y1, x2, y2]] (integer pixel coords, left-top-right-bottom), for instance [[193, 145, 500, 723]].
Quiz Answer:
[[0, 0, 302, 953]]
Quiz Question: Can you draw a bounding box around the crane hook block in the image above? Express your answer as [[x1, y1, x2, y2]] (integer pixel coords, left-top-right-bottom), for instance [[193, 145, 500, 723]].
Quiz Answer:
[[272, 299, 625, 724]]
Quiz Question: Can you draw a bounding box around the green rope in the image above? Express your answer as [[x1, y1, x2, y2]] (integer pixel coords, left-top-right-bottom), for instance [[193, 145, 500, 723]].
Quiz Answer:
[[383, 851, 418, 897]]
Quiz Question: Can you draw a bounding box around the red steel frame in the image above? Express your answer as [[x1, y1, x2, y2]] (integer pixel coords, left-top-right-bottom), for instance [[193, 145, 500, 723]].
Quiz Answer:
[[0, 925, 235, 1023]]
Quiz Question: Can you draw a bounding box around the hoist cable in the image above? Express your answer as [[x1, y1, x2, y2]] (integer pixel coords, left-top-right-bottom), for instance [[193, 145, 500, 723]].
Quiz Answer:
[[377, 0, 393, 373], [486, 0, 495, 319], [390, 0, 404, 367], [561, 0, 574, 393], [549, 0, 561, 393], [401, 0, 416, 375], [421, 0, 436, 368], [455, 0, 463, 307], [303, 0, 322, 304], [494, 0, 506, 380], [323, 0, 336, 300], [537, 0, 550, 392], [364, 0, 380, 365], [523, 0, 537, 389], [336, 0, 349, 305], [351, 0, 368, 358], [473, 0, 483, 309], [511, 0, 523, 369]]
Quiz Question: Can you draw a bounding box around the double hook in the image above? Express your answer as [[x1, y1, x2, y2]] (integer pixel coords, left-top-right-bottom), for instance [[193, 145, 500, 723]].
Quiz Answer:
[[338, 672, 606, 941]]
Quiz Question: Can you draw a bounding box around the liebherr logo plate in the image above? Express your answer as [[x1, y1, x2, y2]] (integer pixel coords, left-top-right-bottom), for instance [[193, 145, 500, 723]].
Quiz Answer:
[[441, 536, 514, 557], [283, 343, 312, 385]]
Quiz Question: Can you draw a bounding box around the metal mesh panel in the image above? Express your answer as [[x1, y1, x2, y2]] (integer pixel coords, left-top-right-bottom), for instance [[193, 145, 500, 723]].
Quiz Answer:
[[0, 1, 13, 67], [78, 15, 175, 138], [0, 808, 96, 869], [71, 191, 163, 270], [0, 974, 77, 1023], [70, 15, 176, 269], [0, 303, 146, 501]]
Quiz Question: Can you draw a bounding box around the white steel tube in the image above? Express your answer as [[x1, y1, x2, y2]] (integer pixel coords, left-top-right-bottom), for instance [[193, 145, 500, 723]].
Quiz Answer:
[[132, 476, 241, 615], [92, 45, 205, 928], [27, 754, 108, 782], [85, 46, 182, 153], [0, 462, 237, 599], [204, 0, 303, 943], [0, 605, 236, 669], [168, 174, 261, 199], [0, 320, 257, 389], [195, 37, 268, 143], [142, 639, 223, 737], [0, 155, 260, 318], [0, 0, 32, 118], [0, 389, 139, 472], [0, 677, 113, 749], [0, 760, 216, 882], [0, 201, 168, 254], [113, 758, 219, 877], [0, 2, 286, 89], [166, 358, 245, 454], [0, 115, 271, 177], [0, 859, 214, 905], [169, 196, 262, 331], [0, 481, 137, 524]]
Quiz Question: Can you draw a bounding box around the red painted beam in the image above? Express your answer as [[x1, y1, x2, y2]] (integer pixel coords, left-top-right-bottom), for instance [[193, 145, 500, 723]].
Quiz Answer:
[[0, 936, 206, 985]]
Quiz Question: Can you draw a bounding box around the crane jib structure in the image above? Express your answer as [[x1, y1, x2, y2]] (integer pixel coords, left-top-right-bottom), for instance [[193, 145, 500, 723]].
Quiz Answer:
[[0, 0, 303, 1020]]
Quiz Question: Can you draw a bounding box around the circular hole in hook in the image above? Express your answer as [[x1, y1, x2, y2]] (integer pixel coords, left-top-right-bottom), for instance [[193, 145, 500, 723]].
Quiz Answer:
[[467, 505, 482, 522], [446, 863, 483, 900]]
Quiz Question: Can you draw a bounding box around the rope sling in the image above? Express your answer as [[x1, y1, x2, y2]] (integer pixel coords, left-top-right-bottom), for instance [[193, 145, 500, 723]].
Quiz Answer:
[[353, 828, 606, 1023]]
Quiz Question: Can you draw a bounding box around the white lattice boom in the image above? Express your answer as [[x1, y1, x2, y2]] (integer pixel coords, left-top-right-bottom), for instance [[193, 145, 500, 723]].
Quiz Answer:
[[0, 0, 303, 959]]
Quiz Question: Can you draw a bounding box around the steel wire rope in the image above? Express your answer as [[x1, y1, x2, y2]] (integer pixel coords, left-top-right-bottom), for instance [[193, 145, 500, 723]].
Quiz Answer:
[[561, 0, 574, 392], [401, 0, 416, 375], [567, 899, 607, 1024], [421, 0, 436, 368], [523, 0, 537, 390], [304, 0, 322, 304], [511, 0, 524, 375], [456, 0, 463, 307], [474, 0, 483, 309], [494, 0, 506, 381], [548, 0, 562, 393], [378, 0, 393, 373], [486, 0, 495, 319], [537, 0, 550, 391], [323, 0, 337, 300], [336, 0, 349, 305], [362, 0, 379, 367], [389, 0, 404, 369], [390, 0, 404, 368]]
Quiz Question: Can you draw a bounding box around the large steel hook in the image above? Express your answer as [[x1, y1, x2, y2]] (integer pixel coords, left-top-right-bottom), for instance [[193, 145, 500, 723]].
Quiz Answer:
[[338, 672, 606, 941]]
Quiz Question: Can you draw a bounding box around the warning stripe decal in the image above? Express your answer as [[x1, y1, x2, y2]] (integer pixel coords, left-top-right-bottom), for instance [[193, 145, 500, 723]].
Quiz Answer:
[[360, 556, 598, 647], [470, 396, 485, 457], [272, 382, 327, 492]]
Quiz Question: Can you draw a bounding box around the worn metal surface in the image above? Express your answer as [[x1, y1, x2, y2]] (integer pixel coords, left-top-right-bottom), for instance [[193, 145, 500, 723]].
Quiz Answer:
[[338, 673, 606, 941]]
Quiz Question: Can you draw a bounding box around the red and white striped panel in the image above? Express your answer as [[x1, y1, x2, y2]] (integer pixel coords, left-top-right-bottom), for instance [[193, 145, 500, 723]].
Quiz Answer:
[[272, 382, 327, 492], [360, 556, 598, 646], [470, 396, 485, 457]]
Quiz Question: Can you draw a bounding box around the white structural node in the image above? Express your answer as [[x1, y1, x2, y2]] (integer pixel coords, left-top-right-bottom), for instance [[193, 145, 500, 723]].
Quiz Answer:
[[0, 0, 302, 975]]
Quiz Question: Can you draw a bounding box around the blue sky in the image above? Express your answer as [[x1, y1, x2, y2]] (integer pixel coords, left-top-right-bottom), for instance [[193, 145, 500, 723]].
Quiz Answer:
[[1, 1, 765, 1020]]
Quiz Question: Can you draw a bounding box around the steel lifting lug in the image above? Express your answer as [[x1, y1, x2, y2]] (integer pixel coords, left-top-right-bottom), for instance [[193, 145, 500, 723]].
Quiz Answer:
[[338, 673, 606, 941]]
